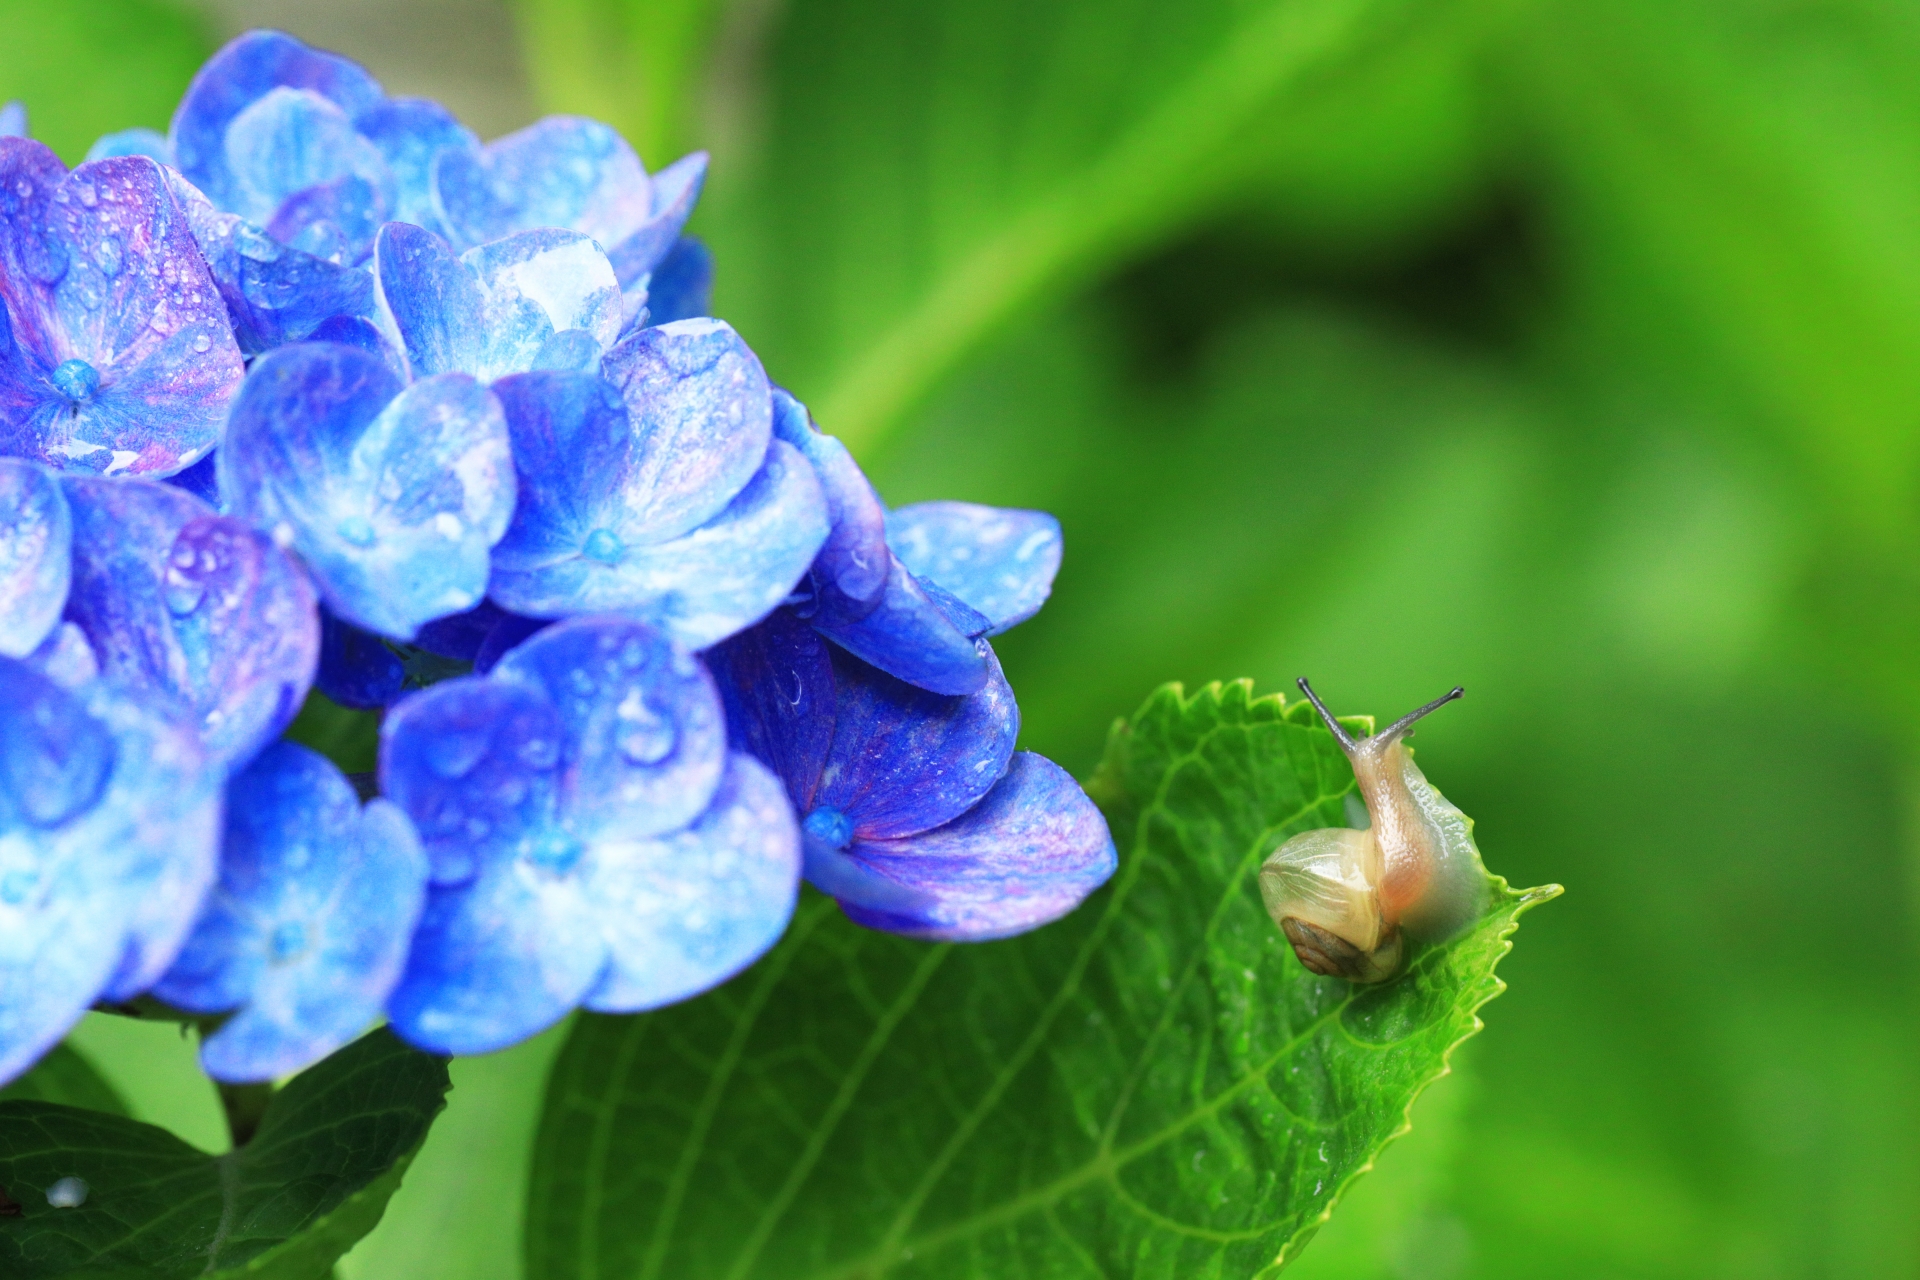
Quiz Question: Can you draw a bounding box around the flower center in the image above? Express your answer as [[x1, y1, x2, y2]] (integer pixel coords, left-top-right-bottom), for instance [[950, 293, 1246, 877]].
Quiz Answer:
[[270, 920, 309, 961], [50, 358, 100, 403], [803, 806, 854, 850], [582, 528, 625, 564]]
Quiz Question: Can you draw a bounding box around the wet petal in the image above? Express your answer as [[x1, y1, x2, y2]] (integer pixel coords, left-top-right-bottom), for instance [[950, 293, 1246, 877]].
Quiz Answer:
[[170, 30, 384, 215], [491, 616, 726, 842], [599, 317, 773, 542], [585, 753, 799, 1012], [373, 221, 484, 379], [643, 235, 712, 325], [435, 115, 651, 253], [810, 554, 989, 696], [316, 609, 405, 710], [355, 97, 477, 236], [491, 438, 827, 649], [815, 640, 1017, 840], [0, 459, 71, 658], [225, 86, 391, 229], [835, 753, 1116, 941], [380, 673, 564, 886], [604, 151, 708, 288], [154, 742, 428, 1082], [220, 344, 516, 639], [265, 172, 387, 265], [707, 610, 837, 813], [773, 388, 888, 608], [62, 477, 319, 765], [886, 501, 1062, 634], [462, 228, 620, 379]]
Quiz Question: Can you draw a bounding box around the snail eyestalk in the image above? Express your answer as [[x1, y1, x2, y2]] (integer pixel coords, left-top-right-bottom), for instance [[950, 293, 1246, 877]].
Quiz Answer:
[[1262, 679, 1489, 984]]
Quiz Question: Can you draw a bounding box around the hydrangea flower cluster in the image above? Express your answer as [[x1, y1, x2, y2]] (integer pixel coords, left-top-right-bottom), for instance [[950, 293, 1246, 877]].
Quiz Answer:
[[0, 31, 1114, 1087]]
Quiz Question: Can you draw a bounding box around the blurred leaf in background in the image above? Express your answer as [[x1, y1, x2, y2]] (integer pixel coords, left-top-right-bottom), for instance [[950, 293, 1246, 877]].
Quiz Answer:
[[0, 0, 207, 163]]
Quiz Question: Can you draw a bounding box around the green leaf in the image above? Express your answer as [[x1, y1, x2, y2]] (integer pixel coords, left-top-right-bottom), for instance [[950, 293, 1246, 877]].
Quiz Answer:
[[284, 692, 382, 776], [0, 0, 208, 164], [701, 0, 1434, 453], [526, 679, 1554, 1279], [0, 1028, 449, 1280], [0, 1045, 128, 1118]]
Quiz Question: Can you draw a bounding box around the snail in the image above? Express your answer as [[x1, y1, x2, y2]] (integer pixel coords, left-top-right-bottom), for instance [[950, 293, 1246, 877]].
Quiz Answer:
[[1260, 678, 1487, 983]]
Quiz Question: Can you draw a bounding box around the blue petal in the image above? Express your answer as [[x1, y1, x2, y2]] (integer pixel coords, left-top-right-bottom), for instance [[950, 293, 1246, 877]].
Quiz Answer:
[[491, 437, 827, 649], [220, 344, 516, 639], [0, 147, 244, 476], [372, 221, 483, 377], [604, 151, 708, 288], [415, 599, 516, 662], [772, 388, 888, 609], [809, 554, 988, 696], [461, 229, 621, 379], [62, 477, 319, 765], [0, 102, 24, 138], [833, 753, 1116, 941], [170, 174, 376, 356], [584, 752, 799, 1012], [813, 640, 1017, 841], [491, 616, 726, 842], [170, 30, 385, 216], [886, 501, 1062, 634], [86, 128, 171, 164], [165, 451, 222, 507], [0, 459, 71, 658], [266, 173, 386, 265], [25, 621, 98, 688], [473, 612, 550, 673], [0, 660, 222, 1082], [643, 236, 712, 325], [315, 609, 405, 710], [154, 741, 427, 1081], [707, 610, 837, 811], [380, 674, 563, 886], [354, 97, 477, 236], [435, 115, 652, 254], [599, 318, 774, 541]]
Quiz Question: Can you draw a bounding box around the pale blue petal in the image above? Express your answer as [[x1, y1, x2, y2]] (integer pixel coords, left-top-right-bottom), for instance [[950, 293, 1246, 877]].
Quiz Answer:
[[886, 501, 1062, 634], [707, 610, 837, 811], [0, 459, 70, 658], [836, 753, 1116, 941], [62, 477, 318, 765], [810, 555, 988, 697], [355, 97, 477, 235], [584, 753, 799, 1012], [599, 317, 773, 542], [812, 640, 1016, 841], [373, 221, 484, 379], [491, 438, 827, 649], [220, 344, 516, 639], [462, 228, 620, 380], [86, 128, 171, 164], [604, 151, 708, 288], [170, 30, 384, 215], [772, 387, 887, 608], [0, 102, 25, 138], [491, 616, 726, 842], [155, 742, 427, 1082], [265, 173, 386, 265], [435, 115, 651, 253]]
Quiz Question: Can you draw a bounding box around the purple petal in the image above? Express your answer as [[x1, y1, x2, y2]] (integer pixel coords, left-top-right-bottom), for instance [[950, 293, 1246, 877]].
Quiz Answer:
[[813, 641, 1017, 841], [153, 741, 427, 1082], [373, 221, 484, 379], [605, 151, 708, 288], [86, 128, 172, 164], [0, 459, 70, 658], [707, 610, 837, 813], [810, 554, 988, 696], [379, 673, 564, 886], [170, 30, 384, 214], [886, 501, 1062, 634], [491, 437, 827, 649], [491, 616, 726, 842], [643, 235, 712, 325], [583, 752, 799, 1012], [598, 318, 774, 542], [220, 344, 516, 639], [354, 97, 477, 236], [62, 477, 319, 765], [435, 115, 652, 254], [835, 753, 1116, 941], [316, 609, 405, 710], [0, 148, 244, 477]]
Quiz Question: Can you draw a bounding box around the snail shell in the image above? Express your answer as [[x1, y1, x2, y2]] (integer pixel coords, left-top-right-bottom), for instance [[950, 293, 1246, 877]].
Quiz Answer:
[[1260, 679, 1487, 983]]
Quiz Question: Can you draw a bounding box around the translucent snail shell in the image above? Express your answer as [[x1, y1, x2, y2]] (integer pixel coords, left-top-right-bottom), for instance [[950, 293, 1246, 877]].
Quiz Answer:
[[1260, 678, 1487, 983]]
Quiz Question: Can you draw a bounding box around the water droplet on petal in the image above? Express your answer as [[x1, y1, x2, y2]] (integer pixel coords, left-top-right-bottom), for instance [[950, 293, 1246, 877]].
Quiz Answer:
[[93, 235, 122, 276], [163, 569, 205, 616], [615, 688, 675, 764], [192, 332, 212, 354], [425, 728, 489, 779], [517, 737, 558, 770]]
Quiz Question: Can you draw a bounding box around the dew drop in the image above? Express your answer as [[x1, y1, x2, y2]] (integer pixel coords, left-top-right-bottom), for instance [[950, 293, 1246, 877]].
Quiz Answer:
[[424, 728, 489, 779], [45, 1177, 87, 1209], [517, 737, 558, 770], [93, 235, 122, 276], [614, 688, 675, 764], [192, 332, 212, 354], [163, 569, 205, 616]]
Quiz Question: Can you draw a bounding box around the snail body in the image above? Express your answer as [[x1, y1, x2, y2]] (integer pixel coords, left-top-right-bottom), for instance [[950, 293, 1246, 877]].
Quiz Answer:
[[1260, 679, 1486, 983]]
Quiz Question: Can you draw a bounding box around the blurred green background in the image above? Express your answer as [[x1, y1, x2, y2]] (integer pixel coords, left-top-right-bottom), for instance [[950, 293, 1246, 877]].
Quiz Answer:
[[7, 0, 1919, 1275]]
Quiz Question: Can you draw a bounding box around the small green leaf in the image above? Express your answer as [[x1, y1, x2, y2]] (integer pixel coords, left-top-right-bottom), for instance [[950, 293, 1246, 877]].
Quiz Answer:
[[284, 692, 381, 776], [0, 1028, 449, 1280], [0, 1045, 128, 1118], [527, 679, 1554, 1279]]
